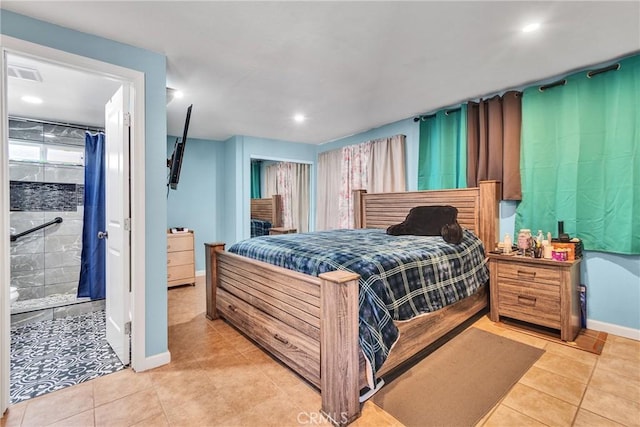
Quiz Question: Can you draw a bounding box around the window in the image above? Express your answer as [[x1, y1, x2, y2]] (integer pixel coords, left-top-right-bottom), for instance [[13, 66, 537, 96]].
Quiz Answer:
[[8, 141, 42, 162], [8, 140, 84, 166], [45, 146, 84, 165]]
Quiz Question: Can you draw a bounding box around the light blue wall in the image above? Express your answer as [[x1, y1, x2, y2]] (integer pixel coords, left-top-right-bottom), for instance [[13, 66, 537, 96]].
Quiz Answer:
[[1, 10, 169, 357], [166, 136, 225, 271], [222, 136, 244, 246], [318, 118, 420, 190], [499, 202, 640, 332], [168, 134, 316, 249], [582, 252, 640, 329]]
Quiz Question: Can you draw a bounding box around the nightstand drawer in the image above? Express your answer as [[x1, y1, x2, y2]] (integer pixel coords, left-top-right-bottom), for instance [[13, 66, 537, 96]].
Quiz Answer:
[[498, 262, 561, 285], [497, 281, 561, 329]]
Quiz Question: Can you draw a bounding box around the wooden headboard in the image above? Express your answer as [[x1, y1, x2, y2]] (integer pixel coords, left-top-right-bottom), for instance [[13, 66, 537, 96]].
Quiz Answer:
[[354, 181, 501, 251], [250, 194, 284, 228]]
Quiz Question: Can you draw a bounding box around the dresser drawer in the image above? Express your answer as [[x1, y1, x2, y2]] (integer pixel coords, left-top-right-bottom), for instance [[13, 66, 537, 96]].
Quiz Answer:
[[168, 264, 194, 281], [167, 234, 193, 252], [167, 250, 193, 267], [498, 261, 561, 285], [497, 280, 561, 329]]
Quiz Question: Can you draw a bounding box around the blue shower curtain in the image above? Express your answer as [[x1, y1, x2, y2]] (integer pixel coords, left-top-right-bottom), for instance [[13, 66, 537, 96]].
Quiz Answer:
[[78, 132, 106, 300]]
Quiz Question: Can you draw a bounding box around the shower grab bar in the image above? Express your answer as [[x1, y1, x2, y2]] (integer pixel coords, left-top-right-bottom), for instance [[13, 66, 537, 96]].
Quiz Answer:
[[10, 217, 63, 242]]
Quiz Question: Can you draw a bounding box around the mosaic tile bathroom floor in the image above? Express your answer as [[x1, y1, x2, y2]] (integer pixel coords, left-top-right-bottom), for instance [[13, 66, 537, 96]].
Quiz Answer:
[[10, 310, 125, 404]]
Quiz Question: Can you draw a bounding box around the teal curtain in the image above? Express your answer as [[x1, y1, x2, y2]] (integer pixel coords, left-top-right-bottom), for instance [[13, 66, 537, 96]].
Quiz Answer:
[[417, 105, 467, 190], [250, 160, 261, 199], [516, 55, 639, 254]]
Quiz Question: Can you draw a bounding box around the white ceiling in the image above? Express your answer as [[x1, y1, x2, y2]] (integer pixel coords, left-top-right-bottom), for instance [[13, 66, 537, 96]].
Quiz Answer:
[[6, 54, 122, 129], [2, 1, 639, 144]]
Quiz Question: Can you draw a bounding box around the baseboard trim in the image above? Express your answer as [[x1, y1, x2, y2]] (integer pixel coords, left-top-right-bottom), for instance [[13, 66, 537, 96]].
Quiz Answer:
[[135, 351, 171, 372], [587, 319, 640, 341], [196, 270, 205, 277]]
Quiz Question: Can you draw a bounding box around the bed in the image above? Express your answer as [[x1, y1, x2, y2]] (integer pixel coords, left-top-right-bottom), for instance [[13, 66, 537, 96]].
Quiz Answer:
[[250, 194, 283, 237], [205, 181, 500, 425]]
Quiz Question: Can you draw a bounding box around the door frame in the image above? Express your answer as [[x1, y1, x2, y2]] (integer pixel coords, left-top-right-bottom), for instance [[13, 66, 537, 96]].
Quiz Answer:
[[0, 36, 147, 413]]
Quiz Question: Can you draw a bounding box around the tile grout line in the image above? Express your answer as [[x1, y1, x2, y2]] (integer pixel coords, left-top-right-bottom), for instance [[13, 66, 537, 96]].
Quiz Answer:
[[570, 353, 600, 426]]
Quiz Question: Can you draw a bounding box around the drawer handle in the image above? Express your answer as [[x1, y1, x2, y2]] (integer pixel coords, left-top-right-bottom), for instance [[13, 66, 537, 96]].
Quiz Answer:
[[228, 304, 238, 313], [517, 295, 537, 306], [274, 334, 289, 345], [517, 270, 536, 279]]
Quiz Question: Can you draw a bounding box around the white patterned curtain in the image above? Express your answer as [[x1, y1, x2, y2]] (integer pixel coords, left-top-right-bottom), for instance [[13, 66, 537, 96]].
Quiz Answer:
[[288, 162, 310, 232], [263, 161, 310, 232], [368, 134, 406, 193], [276, 162, 293, 227], [339, 142, 371, 228], [317, 134, 406, 230], [263, 163, 278, 198], [316, 149, 343, 230]]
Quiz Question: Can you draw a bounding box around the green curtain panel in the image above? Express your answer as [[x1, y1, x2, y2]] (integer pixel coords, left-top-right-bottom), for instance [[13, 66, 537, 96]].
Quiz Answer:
[[417, 105, 467, 190], [516, 55, 639, 254], [250, 160, 262, 199]]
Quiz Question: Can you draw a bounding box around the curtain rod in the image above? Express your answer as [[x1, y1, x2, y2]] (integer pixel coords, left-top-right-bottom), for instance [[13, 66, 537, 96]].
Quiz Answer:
[[538, 63, 620, 91], [539, 79, 567, 92], [9, 116, 104, 133], [414, 107, 461, 122], [587, 63, 620, 78]]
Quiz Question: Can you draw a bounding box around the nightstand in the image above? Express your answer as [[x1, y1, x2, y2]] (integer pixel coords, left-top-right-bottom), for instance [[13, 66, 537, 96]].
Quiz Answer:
[[488, 254, 581, 341], [269, 227, 297, 235]]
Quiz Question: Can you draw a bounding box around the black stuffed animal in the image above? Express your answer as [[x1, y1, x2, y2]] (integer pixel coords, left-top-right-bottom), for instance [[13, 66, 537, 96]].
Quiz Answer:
[[386, 205, 464, 244]]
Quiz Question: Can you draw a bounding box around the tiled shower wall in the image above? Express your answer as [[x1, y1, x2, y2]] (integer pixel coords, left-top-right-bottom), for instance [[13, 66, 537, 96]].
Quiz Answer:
[[9, 119, 86, 302]]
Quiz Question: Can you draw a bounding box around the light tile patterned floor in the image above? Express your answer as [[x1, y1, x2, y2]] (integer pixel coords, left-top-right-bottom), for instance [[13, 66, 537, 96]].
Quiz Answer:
[[2, 276, 639, 426]]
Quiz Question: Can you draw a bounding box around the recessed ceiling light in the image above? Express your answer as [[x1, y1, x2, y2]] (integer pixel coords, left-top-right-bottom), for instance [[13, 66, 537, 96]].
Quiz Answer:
[[21, 95, 43, 104], [174, 90, 184, 99], [522, 22, 541, 33], [294, 114, 306, 123]]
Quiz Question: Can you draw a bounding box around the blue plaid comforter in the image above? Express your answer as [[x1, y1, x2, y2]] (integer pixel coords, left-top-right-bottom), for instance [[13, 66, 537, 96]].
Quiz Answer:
[[250, 219, 272, 238], [228, 228, 489, 385]]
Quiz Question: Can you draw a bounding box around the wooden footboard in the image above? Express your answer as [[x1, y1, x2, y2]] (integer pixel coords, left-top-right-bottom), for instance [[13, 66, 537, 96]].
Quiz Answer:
[[205, 243, 361, 425]]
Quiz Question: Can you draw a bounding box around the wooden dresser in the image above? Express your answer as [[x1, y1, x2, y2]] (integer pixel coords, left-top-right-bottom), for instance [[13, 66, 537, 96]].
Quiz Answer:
[[488, 254, 581, 341], [167, 230, 195, 287]]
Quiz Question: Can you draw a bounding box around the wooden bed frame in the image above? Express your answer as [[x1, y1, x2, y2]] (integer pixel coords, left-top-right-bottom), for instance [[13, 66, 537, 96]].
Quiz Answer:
[[250, 194, 284, 228], [205, 181, 500, 425]]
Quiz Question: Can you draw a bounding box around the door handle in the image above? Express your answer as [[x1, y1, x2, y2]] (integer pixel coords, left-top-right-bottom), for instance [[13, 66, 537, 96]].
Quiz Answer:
[[97, 231, 109, 239]]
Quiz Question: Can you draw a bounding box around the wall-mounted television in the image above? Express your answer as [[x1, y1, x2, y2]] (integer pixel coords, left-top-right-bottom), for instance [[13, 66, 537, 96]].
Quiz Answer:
[[167, 104, 193, 190]]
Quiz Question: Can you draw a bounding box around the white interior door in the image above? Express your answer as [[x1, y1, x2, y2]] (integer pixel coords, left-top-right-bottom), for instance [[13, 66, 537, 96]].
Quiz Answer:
[[104, 85, 131, 365]]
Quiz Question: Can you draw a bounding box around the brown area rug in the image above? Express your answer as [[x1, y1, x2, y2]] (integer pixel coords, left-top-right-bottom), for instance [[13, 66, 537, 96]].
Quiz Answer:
[[499, 319, 608, 355], [373, 327, 544, 427]]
